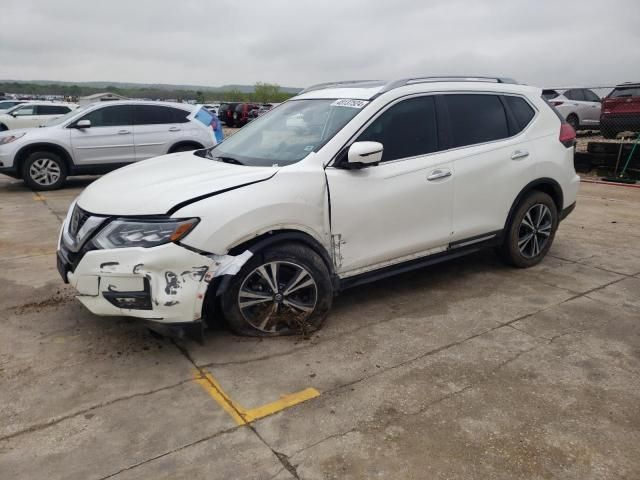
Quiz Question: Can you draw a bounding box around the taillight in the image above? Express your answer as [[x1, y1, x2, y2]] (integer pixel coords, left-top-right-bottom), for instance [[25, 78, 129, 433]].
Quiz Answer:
[[559, 123, 576, 147], [551, 101, 564, 106]]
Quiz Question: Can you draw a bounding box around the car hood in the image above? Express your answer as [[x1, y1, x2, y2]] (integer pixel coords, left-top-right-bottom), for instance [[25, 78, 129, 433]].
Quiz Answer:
[[77, 152, 279, 215]]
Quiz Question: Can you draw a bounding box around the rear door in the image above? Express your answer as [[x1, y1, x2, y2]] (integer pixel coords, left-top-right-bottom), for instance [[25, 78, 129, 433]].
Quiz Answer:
[[69, 105, 135, 165], [440, 93, 538, 241], [581, 89, 602, 125], [35, 105, 72, 126], [132, 105, 191, 161]]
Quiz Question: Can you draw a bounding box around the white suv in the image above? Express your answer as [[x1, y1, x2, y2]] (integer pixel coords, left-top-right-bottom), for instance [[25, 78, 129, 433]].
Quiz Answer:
[[0, 101, 77, 130], [0, 101, 217, 190], [56, 77, 579, 337]]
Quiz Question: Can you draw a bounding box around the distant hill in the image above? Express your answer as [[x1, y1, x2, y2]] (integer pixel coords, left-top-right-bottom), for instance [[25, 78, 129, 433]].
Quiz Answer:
[[1, 79, 302, 94]]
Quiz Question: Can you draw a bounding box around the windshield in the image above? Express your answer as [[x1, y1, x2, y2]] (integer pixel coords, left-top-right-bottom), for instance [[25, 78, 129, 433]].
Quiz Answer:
[[209, 99, 366, 166], [43, 104, 88, 126]]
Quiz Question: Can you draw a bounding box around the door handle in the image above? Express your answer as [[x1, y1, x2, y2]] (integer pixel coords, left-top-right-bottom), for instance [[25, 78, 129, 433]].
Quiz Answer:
[[427, 169, 452, 181], [511, 150, 529, 160], [118, 130, 131, 135], [168, 127, 181, 132]]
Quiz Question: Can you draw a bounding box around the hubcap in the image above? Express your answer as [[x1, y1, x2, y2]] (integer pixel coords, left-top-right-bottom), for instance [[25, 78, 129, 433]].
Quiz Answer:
[[29, 158, 61, 186], [238, 261, 318, 333], [518, 203, 552, 259]]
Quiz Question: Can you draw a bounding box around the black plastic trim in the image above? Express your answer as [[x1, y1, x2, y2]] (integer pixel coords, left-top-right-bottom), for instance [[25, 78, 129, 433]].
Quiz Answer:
[[504, 178, 564, 231], [560, 202, 576, 221]]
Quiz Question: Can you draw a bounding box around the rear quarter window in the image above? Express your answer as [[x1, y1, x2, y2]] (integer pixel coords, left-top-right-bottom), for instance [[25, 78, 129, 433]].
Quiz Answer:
[[504, 96, 535, 131]]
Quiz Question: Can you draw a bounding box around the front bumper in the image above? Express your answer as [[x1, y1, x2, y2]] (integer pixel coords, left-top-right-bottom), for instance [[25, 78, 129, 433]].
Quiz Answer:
[[58, 242, 217, 324]]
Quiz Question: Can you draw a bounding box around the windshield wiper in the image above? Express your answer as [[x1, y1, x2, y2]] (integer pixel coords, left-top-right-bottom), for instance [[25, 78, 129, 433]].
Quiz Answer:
[[214, 156, 244, 166]]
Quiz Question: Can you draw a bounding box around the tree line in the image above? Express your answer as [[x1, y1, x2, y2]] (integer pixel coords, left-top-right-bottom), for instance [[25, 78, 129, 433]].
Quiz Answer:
[[0, 81, 297, 103]]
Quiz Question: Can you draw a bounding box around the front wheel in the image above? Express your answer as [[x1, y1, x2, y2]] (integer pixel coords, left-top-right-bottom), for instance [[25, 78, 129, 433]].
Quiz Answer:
[[22, 151, 67, 191], [220, 243, 333, 336], [499, 191, 558, 268]]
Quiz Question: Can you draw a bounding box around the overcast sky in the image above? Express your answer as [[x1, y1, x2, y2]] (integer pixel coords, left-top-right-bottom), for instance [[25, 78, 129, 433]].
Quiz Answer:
[[1, 0, 638, 89]]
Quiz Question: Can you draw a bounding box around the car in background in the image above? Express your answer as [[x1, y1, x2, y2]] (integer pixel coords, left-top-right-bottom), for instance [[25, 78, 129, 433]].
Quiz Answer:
[[542, 88, 601, 131], [600, 82, 640, 138], [233, 103, 259, 127], [0, 102, 77, 131], [0, 101, 216, 190], [248, 103, 275, 121], [0, 100, 29, 114], [203, 103, 220, 116], [217, 102, 241, 127]]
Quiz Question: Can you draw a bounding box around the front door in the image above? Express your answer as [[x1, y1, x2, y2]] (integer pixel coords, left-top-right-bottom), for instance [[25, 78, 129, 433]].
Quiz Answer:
[[325, 95, 454, 276], [69, 105, 135, 165]]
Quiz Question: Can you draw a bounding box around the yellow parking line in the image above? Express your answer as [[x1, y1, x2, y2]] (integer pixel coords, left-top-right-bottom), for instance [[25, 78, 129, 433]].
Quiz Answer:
[[194, 370, 320, 425], [33, 193, 46, 201]]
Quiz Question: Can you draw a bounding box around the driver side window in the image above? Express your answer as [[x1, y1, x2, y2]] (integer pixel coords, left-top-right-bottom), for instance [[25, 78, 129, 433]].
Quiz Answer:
[[80, 105, 133, 127], [357, 96, 438, 162], [14, 106, 35, 116]]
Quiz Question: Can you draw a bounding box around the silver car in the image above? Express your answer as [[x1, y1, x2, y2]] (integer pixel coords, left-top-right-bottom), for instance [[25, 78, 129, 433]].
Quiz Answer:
[[0, 100, 217, 190], [543, 88, 601, 130]]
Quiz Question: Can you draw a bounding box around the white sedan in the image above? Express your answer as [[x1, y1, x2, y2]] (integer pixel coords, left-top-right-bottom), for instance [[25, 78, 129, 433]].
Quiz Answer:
[[0, 102, 78, 130]]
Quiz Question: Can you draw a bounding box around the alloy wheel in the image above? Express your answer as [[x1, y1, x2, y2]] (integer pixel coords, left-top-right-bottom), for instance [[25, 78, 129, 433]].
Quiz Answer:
[[29, 158, 61, 186], [518, 203, 552, 259], [237, 261, 318, 333]]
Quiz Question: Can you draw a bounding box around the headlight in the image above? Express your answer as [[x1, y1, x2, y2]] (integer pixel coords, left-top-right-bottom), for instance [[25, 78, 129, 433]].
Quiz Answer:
[[92, 218, 199, 249], [0, 132, 26, 145]]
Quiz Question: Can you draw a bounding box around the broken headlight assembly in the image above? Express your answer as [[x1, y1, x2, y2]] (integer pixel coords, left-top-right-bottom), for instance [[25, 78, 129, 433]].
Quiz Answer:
[[92, 218, 199, 249]]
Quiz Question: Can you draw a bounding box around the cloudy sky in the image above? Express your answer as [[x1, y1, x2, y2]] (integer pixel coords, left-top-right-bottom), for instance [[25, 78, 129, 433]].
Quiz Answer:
[[1, 0, 638, 89]]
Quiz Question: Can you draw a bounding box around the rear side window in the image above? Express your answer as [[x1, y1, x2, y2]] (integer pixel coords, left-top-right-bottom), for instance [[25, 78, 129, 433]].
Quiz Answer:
[[134, 105, 190, 125], [80, 105, 133, 127], [357, 96, 438, 162], [584, 89, 600, 102], [443, 94, 509, 148], [564, 89, 585, 101], [37, 105, 70, 115], [542, 89, 559, 100], [504, 96, 535, 131]]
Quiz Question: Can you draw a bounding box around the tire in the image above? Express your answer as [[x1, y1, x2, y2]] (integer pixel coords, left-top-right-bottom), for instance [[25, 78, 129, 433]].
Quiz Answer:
[[0, 123, 7, 131], [220, 242, 333, 337], [601, 128, 617, 139], [170, 143, 200, 153], [499, 191, 558, 268], [566, 114, 579, 131], [22, 151, 67, 191]]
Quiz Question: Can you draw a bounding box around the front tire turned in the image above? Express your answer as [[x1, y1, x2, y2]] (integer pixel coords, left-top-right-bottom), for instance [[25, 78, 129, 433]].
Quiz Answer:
[[22, 151, 67, 191], [220, 243, 333, 337], [499, 191, 558, 268]]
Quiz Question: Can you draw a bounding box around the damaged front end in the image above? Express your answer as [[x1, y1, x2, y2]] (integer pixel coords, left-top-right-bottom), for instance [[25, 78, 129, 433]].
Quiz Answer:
[[57, 203, 254, 327]]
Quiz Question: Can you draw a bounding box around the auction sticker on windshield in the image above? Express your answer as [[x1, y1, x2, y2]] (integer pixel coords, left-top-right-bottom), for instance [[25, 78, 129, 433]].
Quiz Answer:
[[331, 99, 368, 108]]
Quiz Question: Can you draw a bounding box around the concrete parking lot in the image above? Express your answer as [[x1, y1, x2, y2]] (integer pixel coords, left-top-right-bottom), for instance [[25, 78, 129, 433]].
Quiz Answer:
[[0, 175, 639, 479]]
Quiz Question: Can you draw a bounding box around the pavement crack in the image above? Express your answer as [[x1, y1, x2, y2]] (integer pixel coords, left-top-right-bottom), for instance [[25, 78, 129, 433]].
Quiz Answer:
[[0, 378, 193, 443], [33, 191, 64, 223], [96, 426, 241, 479]]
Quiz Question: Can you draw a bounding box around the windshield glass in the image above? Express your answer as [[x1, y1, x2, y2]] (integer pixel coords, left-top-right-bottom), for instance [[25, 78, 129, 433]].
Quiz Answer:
[[43, 104, 87, 126], [209, 99, 366, 166]]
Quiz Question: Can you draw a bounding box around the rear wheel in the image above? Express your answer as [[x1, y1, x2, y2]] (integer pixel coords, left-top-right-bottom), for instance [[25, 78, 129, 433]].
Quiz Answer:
[[0, 123, 7, 131], [22, 151, 67, 191], [220, 243, 333, 336], [499, 191, 558, 268], [170, 143, 201, 153]]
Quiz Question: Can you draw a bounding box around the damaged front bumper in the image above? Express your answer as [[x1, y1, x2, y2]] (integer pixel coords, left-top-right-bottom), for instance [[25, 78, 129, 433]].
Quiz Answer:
[[57, 242, 251, 324]]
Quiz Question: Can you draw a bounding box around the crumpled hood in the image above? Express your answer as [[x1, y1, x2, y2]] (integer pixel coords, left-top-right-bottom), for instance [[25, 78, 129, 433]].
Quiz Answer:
[[77, 152, 278, 215]]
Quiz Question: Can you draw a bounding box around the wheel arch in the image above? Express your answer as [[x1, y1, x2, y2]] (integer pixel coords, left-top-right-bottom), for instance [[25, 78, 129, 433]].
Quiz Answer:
[[15, 142, 74, 176], [201, 228, 336, 328], [168, 140, 204, 153], [504, 178, 564, 231]]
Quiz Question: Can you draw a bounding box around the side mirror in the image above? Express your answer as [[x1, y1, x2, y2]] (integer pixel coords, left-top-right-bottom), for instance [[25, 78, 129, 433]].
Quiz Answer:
[[347, 141, 383, 166], [75, 119, 91, 129]]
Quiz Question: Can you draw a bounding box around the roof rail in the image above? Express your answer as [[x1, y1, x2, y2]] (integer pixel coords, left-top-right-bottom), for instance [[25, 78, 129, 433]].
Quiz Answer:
[[298, 80, 383, 95], [374, 76, 518, 97]]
